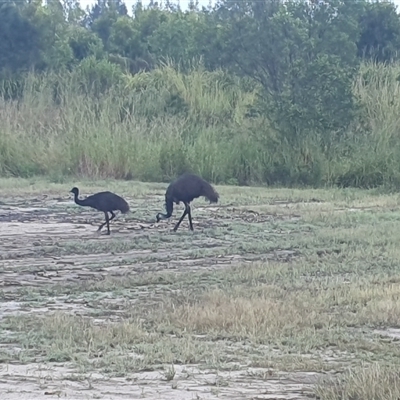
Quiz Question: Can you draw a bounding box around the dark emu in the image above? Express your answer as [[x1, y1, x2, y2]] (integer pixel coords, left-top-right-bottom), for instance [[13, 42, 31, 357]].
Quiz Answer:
[[70, 187, 130, 235], [156, 173, 219, 232]]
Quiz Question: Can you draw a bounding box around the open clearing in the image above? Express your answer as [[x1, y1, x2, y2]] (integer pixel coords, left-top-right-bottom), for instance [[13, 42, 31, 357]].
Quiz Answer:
[[1, 178, 400, 399]]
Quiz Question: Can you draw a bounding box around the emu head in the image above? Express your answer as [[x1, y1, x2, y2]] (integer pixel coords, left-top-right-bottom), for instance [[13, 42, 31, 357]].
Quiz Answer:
[[70, 187, 79, 196], [156, 199, 173, 222], [156, 212, 167, 222]]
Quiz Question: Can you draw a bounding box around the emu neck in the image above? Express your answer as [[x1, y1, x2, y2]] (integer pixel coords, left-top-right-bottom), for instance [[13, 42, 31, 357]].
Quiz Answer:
[[73, 192, 88, 207], [160, 198, 174, 219]]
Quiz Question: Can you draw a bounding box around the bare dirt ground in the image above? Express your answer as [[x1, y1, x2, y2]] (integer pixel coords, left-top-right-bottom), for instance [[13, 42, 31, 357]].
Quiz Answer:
[[0, 363, 319, 399], [0, 188, 308, 399], [1, 181, 400, 399]]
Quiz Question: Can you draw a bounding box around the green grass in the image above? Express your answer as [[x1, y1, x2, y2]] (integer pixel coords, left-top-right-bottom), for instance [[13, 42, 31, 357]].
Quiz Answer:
[[1, 179, 400, 397], [3, 61, 400, 187]]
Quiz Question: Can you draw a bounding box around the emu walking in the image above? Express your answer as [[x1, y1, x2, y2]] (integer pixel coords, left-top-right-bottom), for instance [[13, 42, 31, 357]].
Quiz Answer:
[[70, 187, 130, 235], [156, 173, 219, 232]]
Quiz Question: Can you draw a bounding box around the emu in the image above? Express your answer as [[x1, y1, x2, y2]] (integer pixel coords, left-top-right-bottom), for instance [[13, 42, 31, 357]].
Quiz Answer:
[[70, 187, 130, 235], [156, 173, 219, 232]]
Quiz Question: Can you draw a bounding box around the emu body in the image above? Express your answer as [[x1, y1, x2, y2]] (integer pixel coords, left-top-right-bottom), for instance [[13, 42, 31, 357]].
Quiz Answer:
[[156, 173, 219, 231], [70, 187, 130, 235]]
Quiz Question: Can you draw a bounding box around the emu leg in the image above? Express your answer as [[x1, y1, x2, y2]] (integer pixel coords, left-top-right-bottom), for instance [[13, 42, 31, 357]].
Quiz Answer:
[[187, 204, 194, 231], [97, 212, 108, 232], [97, 211, 116, 232], [105, 212, 111, 235], [97, 212, 111, 234], [109, 211, 116, 223], [173, 206, 188, 232], [107, 211, 116, 235]]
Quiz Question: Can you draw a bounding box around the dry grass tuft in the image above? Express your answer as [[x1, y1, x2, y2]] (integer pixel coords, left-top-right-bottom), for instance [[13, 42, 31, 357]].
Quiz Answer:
[[315, 363, 400, 400], [161, 288, 329, 340]]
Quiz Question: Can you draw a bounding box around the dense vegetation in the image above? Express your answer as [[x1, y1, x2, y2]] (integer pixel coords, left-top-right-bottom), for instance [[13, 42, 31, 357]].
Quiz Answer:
[[1, 0, 400, 187]]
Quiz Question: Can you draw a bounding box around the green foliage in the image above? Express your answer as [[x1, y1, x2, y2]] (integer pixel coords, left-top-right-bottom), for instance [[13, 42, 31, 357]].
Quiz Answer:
[[1, 60, 400, 188], [333, 61, 400, 188], [0, 3, 40, 72], [88, 0, 128, 46], [215, 0, 360, 140], [74, 56, 125, 96], [108, 16, 146, 63], [357, 0, 400, 62], [0, 67, 260, 182], [68, 26, 105, 62], [124, 60, 255, 124], [146, 10, 207, 64], [1, 0, 400, 187], [22, 0, 74, 70]]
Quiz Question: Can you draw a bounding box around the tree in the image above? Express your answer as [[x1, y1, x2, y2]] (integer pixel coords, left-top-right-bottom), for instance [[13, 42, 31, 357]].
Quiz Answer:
[[0, 2, 40, 72], [357, 0, 400, 62], [214, 0, 361, 142], [21, 0, 75, 70], [146, 10, 203, 64], [108, 16, 151, 71], [68, 26, 105, 62]]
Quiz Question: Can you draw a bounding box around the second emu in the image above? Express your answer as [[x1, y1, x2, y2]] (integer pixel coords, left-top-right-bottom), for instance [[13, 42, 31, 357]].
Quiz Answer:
[[156, 173, 219, 231], [70, 187, 130, 235]]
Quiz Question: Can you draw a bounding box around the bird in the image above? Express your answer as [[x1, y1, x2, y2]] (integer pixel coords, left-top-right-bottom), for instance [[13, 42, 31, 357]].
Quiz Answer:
[[70, 187, 130, 235], [156, 173, 219, 232]]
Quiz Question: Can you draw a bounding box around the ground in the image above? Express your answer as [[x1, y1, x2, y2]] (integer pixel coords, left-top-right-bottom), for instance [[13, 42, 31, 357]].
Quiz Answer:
[[1, 178, 400, 399]]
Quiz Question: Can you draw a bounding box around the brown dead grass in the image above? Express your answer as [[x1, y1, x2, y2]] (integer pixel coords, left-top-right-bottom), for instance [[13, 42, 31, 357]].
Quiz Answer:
[[161, 287, 327, 340], [158, 273, 400, 342]]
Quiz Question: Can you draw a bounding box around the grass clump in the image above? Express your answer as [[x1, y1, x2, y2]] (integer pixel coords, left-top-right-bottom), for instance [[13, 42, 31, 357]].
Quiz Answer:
[[0, 63, 270, 184], [0, 312, 226, 374], [315, 363, 400, 400]]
